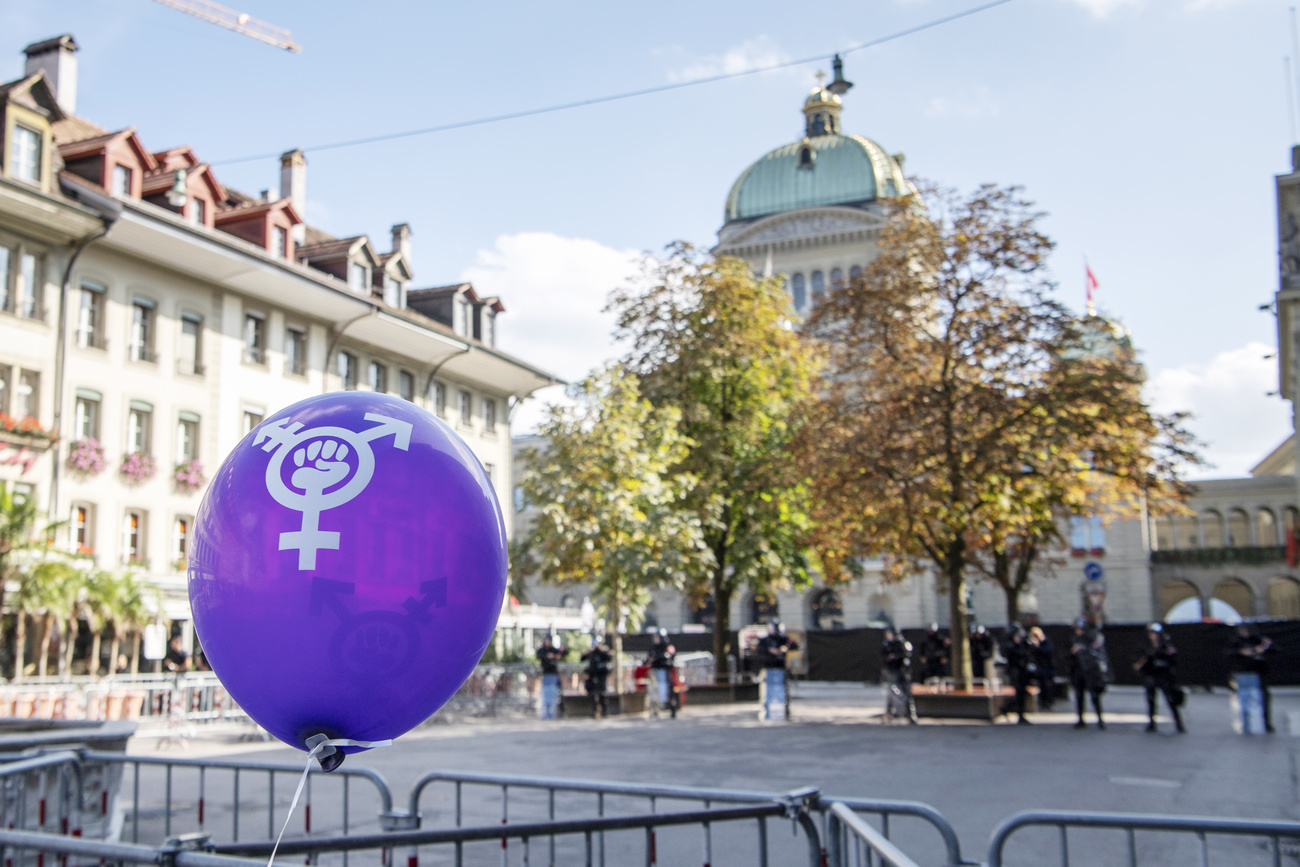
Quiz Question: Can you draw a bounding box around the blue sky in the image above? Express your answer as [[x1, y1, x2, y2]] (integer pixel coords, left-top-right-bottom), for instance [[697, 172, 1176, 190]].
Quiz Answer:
[[3, 0, 1293, 476]]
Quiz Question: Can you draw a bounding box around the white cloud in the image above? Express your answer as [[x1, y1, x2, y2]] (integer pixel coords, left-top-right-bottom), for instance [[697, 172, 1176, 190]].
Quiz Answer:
[[1058, 0, 1141, 16], [1054, 0, 1245, 16], [668, 36, 791, 83], [1146, 341, 1291, 479], [923, 84, 1000, 119], [461, 232, 641, 433]]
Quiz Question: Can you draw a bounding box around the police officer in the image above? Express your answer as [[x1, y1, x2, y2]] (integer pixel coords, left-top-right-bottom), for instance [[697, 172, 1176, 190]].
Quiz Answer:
[[1135, 623, 1184, 733], [646, 629, 678, 719], [1069, 618, 1109, 729], [756, 620, 799, 721], [970, 624, 994, 683], [1229, 623, 1276, 733], [918, 624, 951, 683], [1001, 624, 1035, 724], [581, 635, 613, 719], [881, 628, 918, 724], [536, 634, 568, 720]]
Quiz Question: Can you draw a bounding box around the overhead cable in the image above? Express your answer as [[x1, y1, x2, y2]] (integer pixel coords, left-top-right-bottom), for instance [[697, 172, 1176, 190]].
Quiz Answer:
[[213, 0, 1014, 165]]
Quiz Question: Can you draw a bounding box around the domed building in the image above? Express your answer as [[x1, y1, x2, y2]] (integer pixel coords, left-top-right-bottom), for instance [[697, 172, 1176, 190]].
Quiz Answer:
[[714, 57, 913, 314]]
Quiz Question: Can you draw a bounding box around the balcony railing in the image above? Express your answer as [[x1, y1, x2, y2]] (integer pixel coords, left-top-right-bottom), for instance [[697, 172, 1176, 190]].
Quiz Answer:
[[1151, 545, 1286, 566]]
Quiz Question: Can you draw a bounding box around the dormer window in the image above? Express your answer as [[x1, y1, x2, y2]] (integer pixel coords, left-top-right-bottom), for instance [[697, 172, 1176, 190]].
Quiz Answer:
[[188, 199, 206, 226], [798, 146, 814, 168], [272, 225, 287, 259], [348, 262, 368, 292], [453, 295, 469, 335], [112, 164, 133, 197], [10, 125, 41, 184], [383, 276, 400, 308]]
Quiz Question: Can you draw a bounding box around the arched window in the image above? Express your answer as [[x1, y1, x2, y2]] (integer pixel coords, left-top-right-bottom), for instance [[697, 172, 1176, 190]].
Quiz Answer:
[[1157, 580, 1199, 620], [791, 273, 806, 311], [798, 146, 814, 167], [1152, 515, 1175, 551], [1202, 510, 1224, 548], [811, 271, 825, 298], [849, 265, 862, 279], [1212, 578, 1253, 621], [749, 593, 779, 626], [810, 588, 844, 631], [1267, 577, 1300, 619], [1227, 509, 1249, 547], [830, 268, 844, 289], [1258, 508, 1278, 546]]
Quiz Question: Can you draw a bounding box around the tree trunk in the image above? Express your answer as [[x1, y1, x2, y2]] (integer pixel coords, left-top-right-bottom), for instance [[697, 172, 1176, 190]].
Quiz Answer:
[[36, 614, 52, 678], [62, 620, 79, 677], [13, 614, 25, 682], [107, 631, 121, 678], [1005, 587, 1020, 626], [713, 576, 733, 685], [89, 631, 102, 677], [946, 550, 972, 691], [129, 632, 140, 674]]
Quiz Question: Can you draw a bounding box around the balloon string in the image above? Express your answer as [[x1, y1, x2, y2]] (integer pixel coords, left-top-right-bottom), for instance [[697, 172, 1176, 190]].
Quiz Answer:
[[267, 738, 393, 867]]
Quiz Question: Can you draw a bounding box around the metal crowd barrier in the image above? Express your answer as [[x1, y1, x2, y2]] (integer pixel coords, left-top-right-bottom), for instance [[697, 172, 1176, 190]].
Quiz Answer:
[[986, 809, 1300, 867], [404, 770, 972, 867], [66, 750, 397, 866], [0, 675, 248, 729], [826, 802, 922, 867]]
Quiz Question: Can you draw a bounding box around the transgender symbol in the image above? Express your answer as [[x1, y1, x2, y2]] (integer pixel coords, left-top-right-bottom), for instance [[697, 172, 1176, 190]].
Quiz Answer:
[[253, 412, 413, 569]]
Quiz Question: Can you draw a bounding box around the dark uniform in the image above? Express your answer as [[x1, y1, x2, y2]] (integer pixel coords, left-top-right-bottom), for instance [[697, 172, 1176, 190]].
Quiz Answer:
[[881, 631, 918, 724], [1229, 625, 1276, 733], [1069, 620, 1109, 729], [918, 625, 951, 682], [581, 639, 612, 718], [970, 626, 994, 682], [1001, 626, 1035, 724], [1136, 624, 1184, 733]]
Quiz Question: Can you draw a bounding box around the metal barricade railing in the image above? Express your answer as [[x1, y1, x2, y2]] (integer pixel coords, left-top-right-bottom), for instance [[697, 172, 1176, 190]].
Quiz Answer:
[[213, 802, 824, 867], [69, 749, 397, 866], [986, 809, 1300, 867], [826, 802, 922, 867], [404, 770, 970, 867], [0, 828, 263, 867]]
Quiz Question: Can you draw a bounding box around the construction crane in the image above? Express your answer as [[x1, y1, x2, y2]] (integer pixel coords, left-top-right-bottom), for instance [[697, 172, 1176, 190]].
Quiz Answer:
[[151, 0, 301, 52]]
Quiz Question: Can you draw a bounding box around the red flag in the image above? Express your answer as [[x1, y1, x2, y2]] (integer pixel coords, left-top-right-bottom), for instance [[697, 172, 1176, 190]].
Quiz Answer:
[[1085, 263, 1099, 314]]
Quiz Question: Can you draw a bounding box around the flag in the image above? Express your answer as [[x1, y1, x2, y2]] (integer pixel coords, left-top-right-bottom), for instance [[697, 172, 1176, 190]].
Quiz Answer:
[[1085, 262, 1099, 315]]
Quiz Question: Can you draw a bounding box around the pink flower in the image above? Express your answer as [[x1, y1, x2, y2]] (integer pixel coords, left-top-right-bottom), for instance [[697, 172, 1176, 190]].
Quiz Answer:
[[65, 438, 106, 476], [119, 452, 156, 484], [173, 459, 207, 493]]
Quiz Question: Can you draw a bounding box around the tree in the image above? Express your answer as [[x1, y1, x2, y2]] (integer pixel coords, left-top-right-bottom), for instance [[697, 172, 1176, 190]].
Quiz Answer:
[[610, 245, 821, 682], [511, 366, 706, 693], [801, 184, 1197, 689]]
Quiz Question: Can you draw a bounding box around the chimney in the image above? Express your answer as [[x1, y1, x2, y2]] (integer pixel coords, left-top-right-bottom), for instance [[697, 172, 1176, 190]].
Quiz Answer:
[[391, 223, 412, 267], [279, 149, 306, 244], [23, 35, 78, 115]]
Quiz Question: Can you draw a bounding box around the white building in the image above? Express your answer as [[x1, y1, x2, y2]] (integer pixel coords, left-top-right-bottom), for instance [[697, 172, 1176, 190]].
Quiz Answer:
[[0, 34, 559, 665]]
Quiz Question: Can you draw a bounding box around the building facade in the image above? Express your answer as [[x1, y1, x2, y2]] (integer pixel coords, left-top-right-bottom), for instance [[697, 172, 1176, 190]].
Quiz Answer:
[[0, 35, 559, 662]]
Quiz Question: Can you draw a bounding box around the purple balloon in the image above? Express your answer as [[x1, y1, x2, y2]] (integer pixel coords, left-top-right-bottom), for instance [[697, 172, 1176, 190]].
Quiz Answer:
[[189, 392, 506, 755]]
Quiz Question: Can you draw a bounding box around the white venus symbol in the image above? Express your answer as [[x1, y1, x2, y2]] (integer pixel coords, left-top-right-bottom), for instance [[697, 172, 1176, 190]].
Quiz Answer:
[[254, 412, 413, 569]]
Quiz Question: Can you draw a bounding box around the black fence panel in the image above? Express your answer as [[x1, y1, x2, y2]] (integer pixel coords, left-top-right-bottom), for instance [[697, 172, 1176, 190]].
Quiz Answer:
[[621, 631, 737, 655]]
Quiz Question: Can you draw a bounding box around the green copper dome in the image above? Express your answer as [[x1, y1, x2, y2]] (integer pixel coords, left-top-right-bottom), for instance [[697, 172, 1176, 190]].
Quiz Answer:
[[723, 80, 911, 224], [724, 134, 909, 223]]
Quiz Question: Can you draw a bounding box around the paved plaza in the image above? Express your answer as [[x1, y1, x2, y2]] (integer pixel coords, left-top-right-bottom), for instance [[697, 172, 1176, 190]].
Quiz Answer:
[[117, 681, 1300, 865]]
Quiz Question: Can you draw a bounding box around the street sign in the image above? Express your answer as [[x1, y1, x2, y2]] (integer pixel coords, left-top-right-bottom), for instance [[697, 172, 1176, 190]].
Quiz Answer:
[[1083, 562, 1104, 581]]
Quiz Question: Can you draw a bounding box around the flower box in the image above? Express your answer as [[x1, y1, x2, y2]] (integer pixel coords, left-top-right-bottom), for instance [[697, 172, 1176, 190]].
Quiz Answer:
[[119, 452, 156, 485]]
